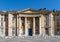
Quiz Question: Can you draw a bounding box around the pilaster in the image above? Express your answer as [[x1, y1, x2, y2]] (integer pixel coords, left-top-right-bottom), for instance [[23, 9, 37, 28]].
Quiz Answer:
[[41, 15, 45, 36], [8, 14, 13, 36], [49, 13, 55, 36]]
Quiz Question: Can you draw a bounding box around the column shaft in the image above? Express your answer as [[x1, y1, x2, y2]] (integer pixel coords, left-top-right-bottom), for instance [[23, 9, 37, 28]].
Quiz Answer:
[[17, 15, 19, 36], [39, 17, 42, 36], [19, 17, 22, 36], [33, 17, 35, 36], [25, 17, 28, 36]]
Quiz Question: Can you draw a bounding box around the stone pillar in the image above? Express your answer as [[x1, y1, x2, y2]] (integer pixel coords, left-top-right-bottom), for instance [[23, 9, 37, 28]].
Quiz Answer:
[[0, 14, 1, 36], [49, 13, 54, 36], [39, 17, 42, 36], [25, 17, 28, 36], [8, 14, 13, 36], [3, 16, 5, 36], [0, 15, 5, 36], [19, 17, 22, 36], [17, 15, 19, 36], [33, 17, 35, 36], [40, 15, 45, 36]]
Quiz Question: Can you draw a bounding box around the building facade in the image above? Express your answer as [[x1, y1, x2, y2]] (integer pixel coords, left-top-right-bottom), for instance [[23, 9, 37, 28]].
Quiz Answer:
[[0, 8, 60, 36]]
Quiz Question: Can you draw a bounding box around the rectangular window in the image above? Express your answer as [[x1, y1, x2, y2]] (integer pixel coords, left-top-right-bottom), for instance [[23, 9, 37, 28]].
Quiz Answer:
[[12, 27, 15, 36], [45, 14, 49, 27], [56, 15, 60, 21], [1, 27, 3, 34], [5, 17, 8, 21], [12, 17, 15, 21], [1, 17, 3, 21], [45, 28, 49, 35], [35, 17, 39, 35], [1, 22, 3, 27], [12, 15, 16, 21], [57, 21, 60, 27], [12, 30, 15, 36]]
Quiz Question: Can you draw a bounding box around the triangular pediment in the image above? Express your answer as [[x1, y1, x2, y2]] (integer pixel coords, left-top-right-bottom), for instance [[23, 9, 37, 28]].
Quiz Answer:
[[18, 8, 40, 14]]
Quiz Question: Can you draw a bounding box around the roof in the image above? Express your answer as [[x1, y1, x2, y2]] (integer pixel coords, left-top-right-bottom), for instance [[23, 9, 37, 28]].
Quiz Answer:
[[0, 8, 60, 15], [0, 10, 7, 15], [38, 8, 51, 14], [52, 10, 60, 14]]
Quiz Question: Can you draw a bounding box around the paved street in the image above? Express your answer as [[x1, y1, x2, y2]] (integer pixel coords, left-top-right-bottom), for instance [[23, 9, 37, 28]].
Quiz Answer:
[[0, 36, 60, 42]]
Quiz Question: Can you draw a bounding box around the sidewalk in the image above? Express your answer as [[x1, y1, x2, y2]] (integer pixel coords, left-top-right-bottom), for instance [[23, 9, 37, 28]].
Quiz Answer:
[[0, 36, 60, 42]]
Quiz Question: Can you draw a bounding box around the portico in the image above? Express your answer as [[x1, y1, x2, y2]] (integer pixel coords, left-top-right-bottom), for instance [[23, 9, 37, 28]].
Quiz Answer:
[[18, 17, 40, 36], [0, 8, 60, 37]]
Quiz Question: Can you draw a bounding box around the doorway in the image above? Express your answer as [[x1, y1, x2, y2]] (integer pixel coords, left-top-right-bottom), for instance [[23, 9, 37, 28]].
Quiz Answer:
[[28, 28, 32, 36], [45, 28, 49, 35]]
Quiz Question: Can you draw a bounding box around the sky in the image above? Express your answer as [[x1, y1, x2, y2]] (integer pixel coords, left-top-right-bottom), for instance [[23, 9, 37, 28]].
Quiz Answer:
[[0, 0, 60, 11]]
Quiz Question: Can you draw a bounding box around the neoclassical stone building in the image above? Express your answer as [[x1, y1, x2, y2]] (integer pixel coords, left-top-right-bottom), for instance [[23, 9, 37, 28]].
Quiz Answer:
[[0, 8, 60, 36]]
